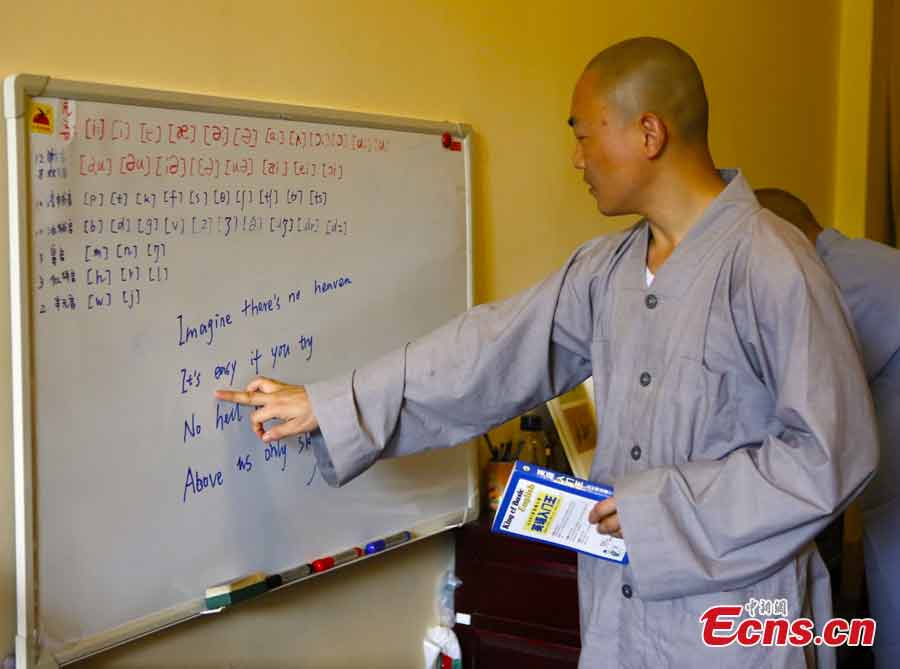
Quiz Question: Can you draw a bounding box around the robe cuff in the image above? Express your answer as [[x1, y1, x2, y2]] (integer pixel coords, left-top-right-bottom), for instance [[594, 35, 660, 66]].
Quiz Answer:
[[306, 346, 407, 486], [614, 467, 683, 601], [306, 373, 358, 487]]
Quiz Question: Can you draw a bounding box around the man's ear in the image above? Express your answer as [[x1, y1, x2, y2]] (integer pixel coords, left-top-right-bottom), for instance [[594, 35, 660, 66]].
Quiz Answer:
[[639, 112, 667, 159]]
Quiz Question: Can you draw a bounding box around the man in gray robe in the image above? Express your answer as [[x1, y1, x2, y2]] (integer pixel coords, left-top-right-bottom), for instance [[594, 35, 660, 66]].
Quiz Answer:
[[756, 188, 898, 669], [217, 38, 878, 668]]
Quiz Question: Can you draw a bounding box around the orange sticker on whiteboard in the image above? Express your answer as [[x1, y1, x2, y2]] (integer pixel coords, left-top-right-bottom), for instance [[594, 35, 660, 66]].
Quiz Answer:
[[30, 103, 53, 134]]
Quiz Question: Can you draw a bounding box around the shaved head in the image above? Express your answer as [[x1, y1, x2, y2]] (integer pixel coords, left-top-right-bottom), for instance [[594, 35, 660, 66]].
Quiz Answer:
[[582, 37, 709, 145], [755, 188, 823, 244], [568, 37, 724, 220]]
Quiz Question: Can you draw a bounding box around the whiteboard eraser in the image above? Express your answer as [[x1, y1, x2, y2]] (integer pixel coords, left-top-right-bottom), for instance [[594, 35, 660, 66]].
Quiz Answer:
[[204, 571, 268, 609]]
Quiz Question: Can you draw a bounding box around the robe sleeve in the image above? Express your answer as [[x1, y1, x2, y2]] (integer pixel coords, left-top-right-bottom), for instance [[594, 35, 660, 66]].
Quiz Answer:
[[305, 240, 605, 486], [861, 361, 900, 513], [615, 222, 879, 601]]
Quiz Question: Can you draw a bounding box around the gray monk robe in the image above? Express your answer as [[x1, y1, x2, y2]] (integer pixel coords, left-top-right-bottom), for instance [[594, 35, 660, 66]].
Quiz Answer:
[[306, 170, 878, 669], [816, 228, 900, 669]]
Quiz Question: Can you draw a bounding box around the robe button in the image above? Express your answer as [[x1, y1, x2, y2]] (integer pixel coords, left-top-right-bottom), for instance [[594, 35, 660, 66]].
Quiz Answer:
[[630, 445, 642, 460], [645, 294, 658, 309], [622, 584, 633, 599], [639, 372, 652, 387]]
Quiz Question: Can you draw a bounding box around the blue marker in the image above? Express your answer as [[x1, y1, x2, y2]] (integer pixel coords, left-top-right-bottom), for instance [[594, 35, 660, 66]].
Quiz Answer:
[[365, 531, 412, 555]]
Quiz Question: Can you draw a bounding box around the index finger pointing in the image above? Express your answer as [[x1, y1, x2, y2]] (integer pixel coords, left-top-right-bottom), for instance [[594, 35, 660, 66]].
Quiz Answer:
[[214, 389, 270, 406]]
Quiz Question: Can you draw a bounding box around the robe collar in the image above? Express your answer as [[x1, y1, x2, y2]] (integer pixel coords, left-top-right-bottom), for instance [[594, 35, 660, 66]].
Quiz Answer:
[[623, 169, 759, 298], [815, 227, 847, 259]]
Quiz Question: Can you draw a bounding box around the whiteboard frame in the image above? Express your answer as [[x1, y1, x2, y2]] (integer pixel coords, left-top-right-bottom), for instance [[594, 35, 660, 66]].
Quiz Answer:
[[4, 73, 477, 669]]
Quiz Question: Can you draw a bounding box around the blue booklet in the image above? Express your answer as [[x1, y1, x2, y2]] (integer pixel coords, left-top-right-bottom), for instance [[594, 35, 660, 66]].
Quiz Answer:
[[491, 461, 628, 564]]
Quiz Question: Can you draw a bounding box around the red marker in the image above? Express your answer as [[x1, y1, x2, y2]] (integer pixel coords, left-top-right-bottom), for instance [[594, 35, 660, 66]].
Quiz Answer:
[[311, 547, 363, 573]]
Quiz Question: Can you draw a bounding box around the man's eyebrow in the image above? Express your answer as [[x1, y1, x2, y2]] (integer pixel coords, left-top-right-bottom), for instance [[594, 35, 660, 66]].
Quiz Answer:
[[567, 116, 576, 128]]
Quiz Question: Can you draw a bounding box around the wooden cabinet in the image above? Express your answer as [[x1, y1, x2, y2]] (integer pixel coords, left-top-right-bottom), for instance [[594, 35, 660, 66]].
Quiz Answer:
[[454, 514, 581, 668]]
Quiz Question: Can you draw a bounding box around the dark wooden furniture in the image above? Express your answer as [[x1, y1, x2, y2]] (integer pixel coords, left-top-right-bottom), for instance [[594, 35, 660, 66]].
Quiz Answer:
[[454, 513, 581, 668]]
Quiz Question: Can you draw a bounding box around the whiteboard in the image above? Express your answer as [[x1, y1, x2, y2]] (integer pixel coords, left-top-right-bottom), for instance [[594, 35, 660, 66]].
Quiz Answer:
[[5, 75, 477, 667]]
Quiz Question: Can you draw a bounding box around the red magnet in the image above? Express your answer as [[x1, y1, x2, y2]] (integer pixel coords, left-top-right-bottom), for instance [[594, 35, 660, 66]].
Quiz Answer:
[[441, 132, 462, 151]]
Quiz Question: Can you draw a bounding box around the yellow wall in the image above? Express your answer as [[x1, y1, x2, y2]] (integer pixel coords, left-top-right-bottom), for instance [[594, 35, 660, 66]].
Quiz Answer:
[[834, 0, 875, 239], [0, 1, 856, 666]]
